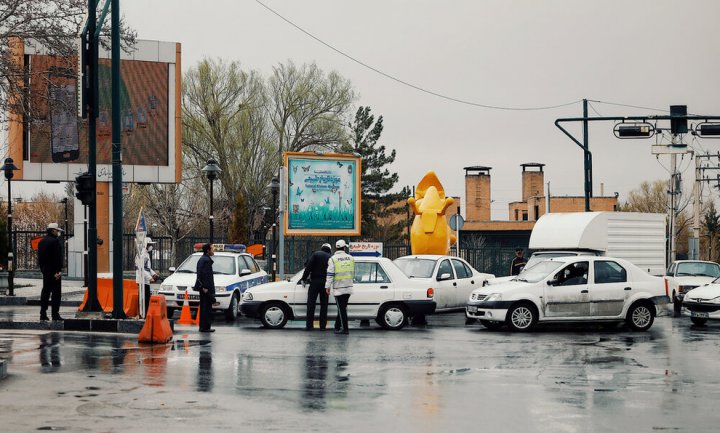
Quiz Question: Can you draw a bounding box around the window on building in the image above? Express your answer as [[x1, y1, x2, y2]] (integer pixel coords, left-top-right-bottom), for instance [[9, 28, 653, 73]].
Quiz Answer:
[[522, 211, 528, 221]]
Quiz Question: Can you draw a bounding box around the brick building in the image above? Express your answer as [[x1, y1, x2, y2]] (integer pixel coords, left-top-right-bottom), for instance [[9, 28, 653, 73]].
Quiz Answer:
[[461, 163, 618, 248]]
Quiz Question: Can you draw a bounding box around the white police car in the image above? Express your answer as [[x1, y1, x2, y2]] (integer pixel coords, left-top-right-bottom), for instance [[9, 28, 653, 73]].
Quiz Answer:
[[158, 244, 268, 321]]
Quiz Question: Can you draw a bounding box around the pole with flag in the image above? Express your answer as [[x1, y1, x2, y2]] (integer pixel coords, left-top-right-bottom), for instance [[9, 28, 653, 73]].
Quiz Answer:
[[135, 208, 147, 318]]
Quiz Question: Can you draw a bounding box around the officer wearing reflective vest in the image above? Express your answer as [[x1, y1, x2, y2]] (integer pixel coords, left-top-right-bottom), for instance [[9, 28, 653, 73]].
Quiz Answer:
[[325, 239, 354, 334]]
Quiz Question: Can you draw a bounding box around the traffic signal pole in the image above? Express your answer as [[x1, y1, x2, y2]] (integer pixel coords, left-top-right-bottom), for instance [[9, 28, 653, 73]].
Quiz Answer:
[[80, 0, 101, 312], [111, 0, 125, 319]]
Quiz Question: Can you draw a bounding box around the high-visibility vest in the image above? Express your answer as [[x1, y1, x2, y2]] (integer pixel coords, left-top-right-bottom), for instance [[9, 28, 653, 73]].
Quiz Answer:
[[332, 256, 354, 282]]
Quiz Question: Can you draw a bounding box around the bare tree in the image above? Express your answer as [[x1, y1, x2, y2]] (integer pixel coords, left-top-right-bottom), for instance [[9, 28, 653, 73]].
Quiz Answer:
[[268, 61, 355, 159]]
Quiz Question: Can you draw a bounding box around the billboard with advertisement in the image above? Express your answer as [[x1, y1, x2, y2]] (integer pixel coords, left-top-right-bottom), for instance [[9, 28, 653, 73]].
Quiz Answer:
[[284, 152, 361, 236], [6, 38, 181, 183]]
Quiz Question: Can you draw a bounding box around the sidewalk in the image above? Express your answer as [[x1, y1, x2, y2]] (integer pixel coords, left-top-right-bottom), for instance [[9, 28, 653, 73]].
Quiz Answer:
[[0, 278, 87, 305]]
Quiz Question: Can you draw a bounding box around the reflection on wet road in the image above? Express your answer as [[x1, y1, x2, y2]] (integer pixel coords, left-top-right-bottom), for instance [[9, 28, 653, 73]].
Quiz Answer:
[[1, 314, 719, 432]]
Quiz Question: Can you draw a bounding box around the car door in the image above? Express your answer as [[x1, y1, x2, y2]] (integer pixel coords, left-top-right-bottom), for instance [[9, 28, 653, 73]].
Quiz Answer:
[[543, 261, 591, 318], [433, 259, 456, 310], [348, 261, 394, 319], [589, 260, 628, 317], [451, 258, 478, 307]]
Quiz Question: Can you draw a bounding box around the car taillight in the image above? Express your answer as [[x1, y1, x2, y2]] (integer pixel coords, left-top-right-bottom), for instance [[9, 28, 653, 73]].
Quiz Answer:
[[664, 278, 669, 297], [427, 288, 434, 298]]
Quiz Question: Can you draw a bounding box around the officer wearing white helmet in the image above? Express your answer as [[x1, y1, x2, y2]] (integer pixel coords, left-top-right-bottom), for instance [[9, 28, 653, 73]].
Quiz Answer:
[[325, 239, 354, 334]]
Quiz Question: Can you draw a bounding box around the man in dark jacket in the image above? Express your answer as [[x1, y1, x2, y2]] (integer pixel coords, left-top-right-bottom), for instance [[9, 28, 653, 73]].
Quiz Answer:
[[301, 243, 332, 330], [196, 243, 215, 332], [38, 223, 64, 321], [510, 247, 528, 276]]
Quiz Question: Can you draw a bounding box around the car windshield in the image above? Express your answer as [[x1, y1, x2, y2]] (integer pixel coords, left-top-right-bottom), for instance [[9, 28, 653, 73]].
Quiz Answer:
[[522, 252, 579, 272], [393, 258, 436, 278], [175, 255, 237, 275], [676, 262, 720, 278], [514, 261, 564, 283]]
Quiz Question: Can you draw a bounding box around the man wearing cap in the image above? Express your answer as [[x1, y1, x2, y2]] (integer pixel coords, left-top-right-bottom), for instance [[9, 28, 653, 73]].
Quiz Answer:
[[38, 223, 64, 321], [136, 237, 160, 316], [510, 247, 528, 276], [301, 243, 332, 330], [326, 240, 354, 334]]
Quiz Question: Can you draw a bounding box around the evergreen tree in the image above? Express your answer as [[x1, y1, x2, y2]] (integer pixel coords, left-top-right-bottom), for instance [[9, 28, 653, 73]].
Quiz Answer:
[[228, 191, 250, 244], [347, 106, 408, 242]]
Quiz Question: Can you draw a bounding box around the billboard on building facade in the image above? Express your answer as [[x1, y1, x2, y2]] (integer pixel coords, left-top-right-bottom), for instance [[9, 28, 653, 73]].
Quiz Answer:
[[284, 152, 362, 236]]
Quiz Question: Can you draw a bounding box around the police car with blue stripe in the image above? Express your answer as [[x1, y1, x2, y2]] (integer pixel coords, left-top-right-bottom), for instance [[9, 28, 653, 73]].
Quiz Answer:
[[158, 244, 269, 321]]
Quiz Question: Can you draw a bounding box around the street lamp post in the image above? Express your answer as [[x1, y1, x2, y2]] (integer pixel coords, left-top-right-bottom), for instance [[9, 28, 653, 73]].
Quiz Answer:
[[269, 176, 280, 281], [201, 159, 222, 244], [2, 158, 19, 296]]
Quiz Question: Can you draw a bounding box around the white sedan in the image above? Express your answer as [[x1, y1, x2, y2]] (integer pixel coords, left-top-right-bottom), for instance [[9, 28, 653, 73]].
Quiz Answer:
[[393, 255, 494, 311], [240, 257, 436, 330], [466, 256, 669, 332], [665, 260, 720, 314]]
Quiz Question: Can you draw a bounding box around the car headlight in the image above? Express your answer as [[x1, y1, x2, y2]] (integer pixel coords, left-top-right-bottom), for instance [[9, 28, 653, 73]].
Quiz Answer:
[[215, 286, 227, 293], [160, 284, 172, 291], [485, 293, 503, 302], [678, 285, 698, 294], [242, 292, 253, 301]]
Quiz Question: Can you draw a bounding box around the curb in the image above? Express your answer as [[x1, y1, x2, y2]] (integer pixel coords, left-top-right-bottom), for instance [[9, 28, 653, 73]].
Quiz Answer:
[[0, 297, 27, 306], [0, 318, 175, 334]]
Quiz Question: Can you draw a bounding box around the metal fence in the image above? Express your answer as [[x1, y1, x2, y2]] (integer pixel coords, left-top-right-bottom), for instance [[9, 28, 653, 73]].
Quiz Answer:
[[12, 230, 517, 278]]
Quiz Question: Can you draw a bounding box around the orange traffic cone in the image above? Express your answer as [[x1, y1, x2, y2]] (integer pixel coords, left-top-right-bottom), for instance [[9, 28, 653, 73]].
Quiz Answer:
[[176, 290, 194, 325], [193, 302, 201, 325]]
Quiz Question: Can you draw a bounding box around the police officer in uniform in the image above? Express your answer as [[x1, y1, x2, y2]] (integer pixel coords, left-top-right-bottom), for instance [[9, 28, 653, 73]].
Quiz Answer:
[[196, 243, 216, 332], [326, 240, 354, 334], [38, 223, 64, 321], [301, 243, 332, 330]]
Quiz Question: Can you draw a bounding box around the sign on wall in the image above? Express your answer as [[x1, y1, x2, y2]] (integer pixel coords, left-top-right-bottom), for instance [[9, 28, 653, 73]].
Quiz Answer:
[[284, 152, 361, 236]]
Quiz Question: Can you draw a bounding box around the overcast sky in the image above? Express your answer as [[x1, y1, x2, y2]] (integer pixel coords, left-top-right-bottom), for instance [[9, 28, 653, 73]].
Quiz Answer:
[[12, 0, 720, 219]]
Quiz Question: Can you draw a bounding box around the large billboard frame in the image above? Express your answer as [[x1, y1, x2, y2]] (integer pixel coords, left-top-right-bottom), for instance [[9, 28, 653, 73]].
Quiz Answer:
[[6, 38, 182, 184], [284, 152, 362, 236]]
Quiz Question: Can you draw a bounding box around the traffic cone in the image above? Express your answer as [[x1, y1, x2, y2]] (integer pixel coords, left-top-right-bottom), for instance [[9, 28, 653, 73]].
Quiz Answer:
[[176, 290, 194, 325], [193, 303, 201, 325]]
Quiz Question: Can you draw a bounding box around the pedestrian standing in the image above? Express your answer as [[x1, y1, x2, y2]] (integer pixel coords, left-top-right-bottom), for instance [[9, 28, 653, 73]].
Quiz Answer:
[[301, 243, 332, 330], [136, 237, 160, 316], [38, 223, 64, 321], [196, 243, 216, 333], [326, 239, 354, 334], [510, 247, 528, 276]]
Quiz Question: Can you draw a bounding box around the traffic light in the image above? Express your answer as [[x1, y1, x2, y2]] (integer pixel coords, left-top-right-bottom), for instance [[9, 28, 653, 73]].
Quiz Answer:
[[75, 172, 95, 205], [614, 122, 655, 139], [696, 123, 720, 137]]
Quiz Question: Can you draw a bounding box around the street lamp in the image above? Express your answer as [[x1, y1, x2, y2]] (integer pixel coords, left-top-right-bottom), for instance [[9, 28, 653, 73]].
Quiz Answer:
[[1, 158, 19, 296], [269, 175, 280, 281], [201, 158, 221, 244]]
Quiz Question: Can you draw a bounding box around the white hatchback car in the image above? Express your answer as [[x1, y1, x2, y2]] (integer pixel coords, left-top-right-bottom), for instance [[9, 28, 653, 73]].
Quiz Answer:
[[158, 245, 268, 321], [466, 256, 669, 332], [240, 257, 436, 330], [682, 281, 720, 326], [393, 255, 494, 311]]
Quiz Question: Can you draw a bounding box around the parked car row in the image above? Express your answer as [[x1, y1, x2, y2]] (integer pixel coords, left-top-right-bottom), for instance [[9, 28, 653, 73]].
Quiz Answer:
[[156, 245, 720, 332]]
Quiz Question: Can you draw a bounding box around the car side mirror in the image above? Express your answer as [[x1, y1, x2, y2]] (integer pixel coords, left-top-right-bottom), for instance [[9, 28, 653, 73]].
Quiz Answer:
[[240, 269, 252, 276], [547, 278, 559, 286], [169, 267, 176, 272], [437, 272, 452, 281]]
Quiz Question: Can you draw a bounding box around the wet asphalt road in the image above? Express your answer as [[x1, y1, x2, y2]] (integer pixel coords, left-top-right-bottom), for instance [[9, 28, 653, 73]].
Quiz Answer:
[[1, 311, 719, 433]]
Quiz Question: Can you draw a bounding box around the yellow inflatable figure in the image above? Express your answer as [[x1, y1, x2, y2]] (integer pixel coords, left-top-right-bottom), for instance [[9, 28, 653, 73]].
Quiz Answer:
[[408, 171, 456, 255]]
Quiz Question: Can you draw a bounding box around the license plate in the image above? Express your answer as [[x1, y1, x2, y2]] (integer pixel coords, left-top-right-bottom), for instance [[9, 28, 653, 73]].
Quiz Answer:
[[691, 311, 709, 318], [467, 306, 478, 313], [177, 294, 200, 301]]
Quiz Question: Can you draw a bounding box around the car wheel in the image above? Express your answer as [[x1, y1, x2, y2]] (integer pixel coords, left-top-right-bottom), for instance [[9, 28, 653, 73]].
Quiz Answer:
[[224, 292, 239, 322], [377, 304, 407, 330], [691, 317, 708, 326], [673, 292, 682, 314], [626, 302, 654, 331], [260, 303, 289, 329], [166, 307, 176, 319], [506, 302, 537, 332], [480, 320, 504, 330]]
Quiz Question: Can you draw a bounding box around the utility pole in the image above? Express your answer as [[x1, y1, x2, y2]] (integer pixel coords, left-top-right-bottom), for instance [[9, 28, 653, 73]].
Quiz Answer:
[[692, 155, 701, 260]]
